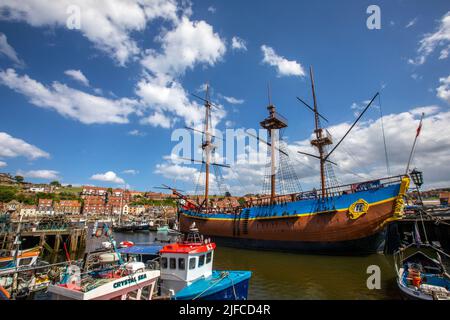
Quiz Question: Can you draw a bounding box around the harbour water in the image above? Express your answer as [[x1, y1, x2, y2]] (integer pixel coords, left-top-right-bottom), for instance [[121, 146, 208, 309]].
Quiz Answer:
[[32, 230, 400, 300], [109, 231, 401, 300]]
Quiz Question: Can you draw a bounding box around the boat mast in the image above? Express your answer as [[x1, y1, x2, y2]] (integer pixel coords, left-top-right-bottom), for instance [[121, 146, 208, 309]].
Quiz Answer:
[[309, 67, 332, 198], [202, 85, 212, 213], [260, 85, 287, 204]]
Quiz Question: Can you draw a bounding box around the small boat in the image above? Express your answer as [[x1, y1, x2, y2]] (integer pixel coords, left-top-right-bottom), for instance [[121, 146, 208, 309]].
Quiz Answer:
[[395, 243, 450, 300], [48, 262, 160, 300], [48, 225, 160, 300], [0, 247, 41, 275], [159, 224, 251, 300]]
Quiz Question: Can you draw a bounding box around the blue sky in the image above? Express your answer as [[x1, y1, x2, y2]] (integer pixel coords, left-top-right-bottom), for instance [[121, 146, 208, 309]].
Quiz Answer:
[[0, 0, 449, 194]]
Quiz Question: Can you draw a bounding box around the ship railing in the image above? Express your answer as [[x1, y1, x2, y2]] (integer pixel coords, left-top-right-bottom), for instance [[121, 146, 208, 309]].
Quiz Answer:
[[241, 175, 405, 209]]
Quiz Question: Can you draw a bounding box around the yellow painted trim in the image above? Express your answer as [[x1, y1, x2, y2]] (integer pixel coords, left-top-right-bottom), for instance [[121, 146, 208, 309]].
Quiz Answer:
[[181, 196, 397, 221], [348, 199, 369, 220]]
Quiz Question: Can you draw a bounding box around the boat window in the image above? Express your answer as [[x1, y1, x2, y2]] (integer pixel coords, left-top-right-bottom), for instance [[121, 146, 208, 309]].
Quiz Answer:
[[0, 260, 12, 268], [18, 257, 33, 266], [206, 252, 212, 264], [161, 257, 168, 269], [198, 254, 205, 267], [169, 258, 176, 269], [189, 257, 196, 270], [178, 258, 185, 270]]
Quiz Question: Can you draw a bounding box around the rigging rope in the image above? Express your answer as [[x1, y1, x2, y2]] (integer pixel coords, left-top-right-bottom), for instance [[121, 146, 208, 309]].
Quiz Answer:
[[378, 93, 391, 176]]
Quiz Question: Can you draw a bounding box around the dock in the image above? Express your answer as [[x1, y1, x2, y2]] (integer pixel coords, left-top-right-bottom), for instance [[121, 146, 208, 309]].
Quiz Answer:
[[0, 216, 87, 258], [385, 207, 450, 254]]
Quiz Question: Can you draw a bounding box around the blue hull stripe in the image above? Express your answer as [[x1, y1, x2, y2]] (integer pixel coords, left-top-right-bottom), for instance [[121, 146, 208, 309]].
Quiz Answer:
[[182, 183, 401, 220]]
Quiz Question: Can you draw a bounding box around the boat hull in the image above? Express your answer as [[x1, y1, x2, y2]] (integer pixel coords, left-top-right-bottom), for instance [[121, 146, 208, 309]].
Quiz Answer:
[[173, 270, 251, 300], [180, 181, 407, 254]]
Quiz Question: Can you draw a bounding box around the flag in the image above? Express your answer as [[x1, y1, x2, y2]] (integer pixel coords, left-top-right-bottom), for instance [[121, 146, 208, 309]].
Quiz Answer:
[[416, 113, 424, 138]]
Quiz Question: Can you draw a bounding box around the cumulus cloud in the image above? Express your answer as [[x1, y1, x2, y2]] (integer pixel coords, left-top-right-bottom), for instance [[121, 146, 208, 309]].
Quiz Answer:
[[141, 16, 226, 77], [17, 169, 59, 180], [436, 75, 450, 103], [154, 163, 199, 182], [0, 33, 24, 67], [140, 111, 173, 128], [137, 15, 227, 128], [0, 132, 49, 159], [0, 161, 7, 168], [231, 36, 247, 51], [64, 69, 89, 86], [90, 171, 125, 184], [261, 45, 305, 77], [0, 68, 140, 124], [409, 11, 450, 65], [0, 0, 179, 65]]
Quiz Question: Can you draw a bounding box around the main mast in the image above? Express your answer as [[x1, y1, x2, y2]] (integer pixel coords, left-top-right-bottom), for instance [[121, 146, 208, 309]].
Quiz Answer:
[[260, 91, 287, 204], [202, 86, 212, 213], [309, 67, 332, 198]]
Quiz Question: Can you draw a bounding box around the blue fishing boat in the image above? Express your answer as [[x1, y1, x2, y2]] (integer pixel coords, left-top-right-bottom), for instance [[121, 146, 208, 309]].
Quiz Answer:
[[159, 226, 252, 300]]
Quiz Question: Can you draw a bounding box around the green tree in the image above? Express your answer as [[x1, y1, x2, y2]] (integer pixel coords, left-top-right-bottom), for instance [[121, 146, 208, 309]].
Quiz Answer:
[[14, 175, 24, 183], [0, 186, 17, 202], [50, 180, 61, 187]]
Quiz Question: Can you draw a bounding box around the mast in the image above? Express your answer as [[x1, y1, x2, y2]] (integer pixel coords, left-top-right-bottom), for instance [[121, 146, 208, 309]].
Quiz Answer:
[[202, 85, 212, 213], [309, 67, 332, 198], [260, 86, 287, 204]]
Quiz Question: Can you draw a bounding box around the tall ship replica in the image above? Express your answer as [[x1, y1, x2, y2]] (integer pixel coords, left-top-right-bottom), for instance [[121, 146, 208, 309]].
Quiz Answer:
[[171, 67, 410, 254]]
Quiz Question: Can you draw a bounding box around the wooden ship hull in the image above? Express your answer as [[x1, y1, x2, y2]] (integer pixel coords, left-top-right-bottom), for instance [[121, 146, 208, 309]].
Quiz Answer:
[[179, 177, 409, 254]]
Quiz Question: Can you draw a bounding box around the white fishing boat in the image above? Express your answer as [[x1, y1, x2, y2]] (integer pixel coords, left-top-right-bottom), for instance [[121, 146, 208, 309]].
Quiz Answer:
[[48, 223, 160, 300]]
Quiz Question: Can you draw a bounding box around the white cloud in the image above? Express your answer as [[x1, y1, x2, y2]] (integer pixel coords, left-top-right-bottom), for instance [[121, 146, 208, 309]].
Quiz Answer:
[[0, 161, 6, 168], [0, 132, 49, 159], [90, 171, 125, 184], [261, 45, 305, 77], [17, 169, 59, 180], [140, 111, 173, 128], [409, 11, 450, 65], [436, 75, 450, 103], [0, 68, 140, 124], [231, 36, 247, 51], [122, 169, 139, 175], [207, 6, 216, 14], [154, 163, 199, 182], [0, 0, 179, 65], [138, 14, 227, 128], [222, 95, 244, 105], [136, 75, 225, 128], [0, 33, 24, 67], [64, 69, 89, 86], [141, 16, 226, 77], [127, 129, 146, 136], [405, 17, 418, 28]]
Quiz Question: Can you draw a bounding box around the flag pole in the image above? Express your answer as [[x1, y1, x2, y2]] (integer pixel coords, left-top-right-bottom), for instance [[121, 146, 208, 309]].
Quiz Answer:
[[405, 112, 424, 175]]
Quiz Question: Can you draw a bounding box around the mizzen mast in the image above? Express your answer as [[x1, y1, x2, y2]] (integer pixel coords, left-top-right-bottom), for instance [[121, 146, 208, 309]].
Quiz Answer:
[[308, 67, 332, 198], [260, 86, 288, 204]]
